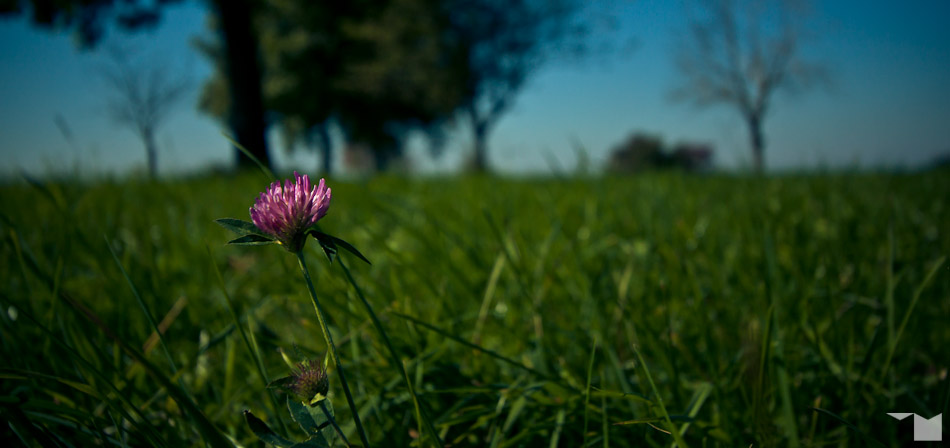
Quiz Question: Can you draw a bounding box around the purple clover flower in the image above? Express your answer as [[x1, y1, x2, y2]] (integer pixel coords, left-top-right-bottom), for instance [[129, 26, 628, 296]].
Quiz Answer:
[[290, 359, 330, 406], [250, 172, 331, 252]]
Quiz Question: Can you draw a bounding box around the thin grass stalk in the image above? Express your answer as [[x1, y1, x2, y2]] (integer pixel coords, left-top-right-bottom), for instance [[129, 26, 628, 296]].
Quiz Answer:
[[402, 360, 428, 447], [549, 408, 566, 448], [57, 291, 233, 447], [632, 345, 689, 448], [207, 246, 289, 435], [105, 238, 186, 396], [583, 337, 597, 447], [763, 231, 800, 447], [223, 133, 276, 182], [295, 251, 370, 448], [0, 294, 168, 446], [338, 256, 444, 448], [391, 311, 565, 388], [879, 256, 945, 382]]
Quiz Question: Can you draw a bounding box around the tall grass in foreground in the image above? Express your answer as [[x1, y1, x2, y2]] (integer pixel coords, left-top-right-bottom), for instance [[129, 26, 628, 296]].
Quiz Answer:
[[1, 171, 947, 446]]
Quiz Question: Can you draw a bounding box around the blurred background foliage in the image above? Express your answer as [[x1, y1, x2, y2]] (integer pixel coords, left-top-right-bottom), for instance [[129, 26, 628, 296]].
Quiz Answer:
[[195, 0, 589, 174], [1, 0, 595, 175]]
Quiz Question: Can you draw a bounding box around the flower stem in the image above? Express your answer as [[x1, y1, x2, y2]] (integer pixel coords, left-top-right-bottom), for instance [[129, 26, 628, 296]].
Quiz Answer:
[[295, 251, 370, 448], [319, 400, 351, 447]]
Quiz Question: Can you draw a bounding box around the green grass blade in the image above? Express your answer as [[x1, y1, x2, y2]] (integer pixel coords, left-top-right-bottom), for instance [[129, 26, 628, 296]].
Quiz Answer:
[[402, 359, 431, 448], [0, 295, 168, 446], [762, 230, 801, 448], [390, 311, 566, 388], [880, 256, 946, 382], [223, 132, 276, 182], [57, 292, 233, 448], [590, 388, 652, 405], [677, 382, 712, 438], [632, 345, 689, 448], [548, 408, 566, 448], [810, 408, 886, 448], [338, 257, 443, 447], [583, 337, 597, 447], [207, 246, 289, 436], [104, 236, 182, 386], [473, 252, 506, 344]]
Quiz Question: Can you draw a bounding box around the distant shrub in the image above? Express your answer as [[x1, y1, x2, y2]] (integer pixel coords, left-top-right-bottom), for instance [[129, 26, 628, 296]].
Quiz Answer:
[[607, 132, 713, 173], [928, 151, 950, 170], [670, 142, 714, 172]]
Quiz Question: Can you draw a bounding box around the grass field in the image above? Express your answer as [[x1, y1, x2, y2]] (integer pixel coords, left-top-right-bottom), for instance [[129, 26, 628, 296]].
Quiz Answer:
[[1, 171, 948, 447]]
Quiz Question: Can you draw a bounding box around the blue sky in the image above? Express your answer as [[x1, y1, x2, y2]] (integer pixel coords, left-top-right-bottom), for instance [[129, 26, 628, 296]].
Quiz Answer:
[[2, 0, 949, 177]]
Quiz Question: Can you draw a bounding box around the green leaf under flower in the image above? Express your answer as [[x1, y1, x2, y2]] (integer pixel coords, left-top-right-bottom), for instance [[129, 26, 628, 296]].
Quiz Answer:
[[243, 410, 296, 448], [215, 218, 270, 237], [288, 397, 331, 436], [307, 228, 371, 265], [290, 436, 331, 448], [267, 375, 295, 392], [227, 234, 277, 246], [314, 235, 338, 263]]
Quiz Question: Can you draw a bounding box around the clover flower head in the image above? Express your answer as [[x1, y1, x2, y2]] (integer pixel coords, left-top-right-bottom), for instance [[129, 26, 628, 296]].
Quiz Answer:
[[290, 359, 330, 406], [249, 172, 331, 252]]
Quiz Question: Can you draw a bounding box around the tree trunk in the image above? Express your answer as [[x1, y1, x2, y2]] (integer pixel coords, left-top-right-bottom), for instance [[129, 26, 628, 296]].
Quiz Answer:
[[315, 126, 332, 176], [211, 0, 271, 171], [747, 113, 765, 173], [373, 145, 392, 172], [143, 127, 158, 178], [470, 114, 489, 173]]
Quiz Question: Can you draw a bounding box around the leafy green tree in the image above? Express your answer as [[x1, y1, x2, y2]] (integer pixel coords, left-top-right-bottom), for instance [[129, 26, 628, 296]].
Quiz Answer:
[[199, 0, 592, 174], [334, 0, 466, 171], [447, 0, 587, 172], [256, 1, 362, 175], [197, 0, 346, 174], [199, 0, 465, 173], [0, 0, 177, 47]]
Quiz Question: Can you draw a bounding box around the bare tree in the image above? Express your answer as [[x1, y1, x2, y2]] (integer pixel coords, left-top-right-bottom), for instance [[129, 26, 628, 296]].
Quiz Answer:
[[673, 0, 826, 173], [102, 50, 190, 177], [2, 1, 274, 172]]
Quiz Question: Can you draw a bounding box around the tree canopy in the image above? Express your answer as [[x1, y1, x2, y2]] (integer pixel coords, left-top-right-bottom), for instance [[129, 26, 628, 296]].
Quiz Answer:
[[5, 0, 598, 174], [198, 0, 472, 173], [0, 0, 182, 47], [198, 0, 592, 173]]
